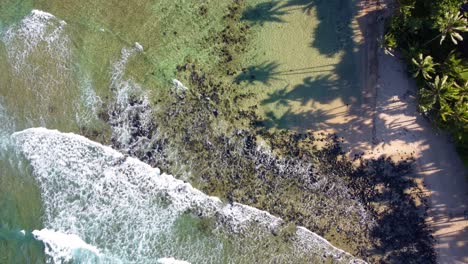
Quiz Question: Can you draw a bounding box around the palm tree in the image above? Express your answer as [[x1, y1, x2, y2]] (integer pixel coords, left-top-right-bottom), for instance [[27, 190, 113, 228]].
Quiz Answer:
[[454, 80, 468, 97], [450, 99, 468, 124], [419, 75, 458, 119], [442, 51, 464, 79], [446, 98, 468, 139], [437, 11, 468, 45], [445, 81, 468, 139], [411, 53, 436, 79]]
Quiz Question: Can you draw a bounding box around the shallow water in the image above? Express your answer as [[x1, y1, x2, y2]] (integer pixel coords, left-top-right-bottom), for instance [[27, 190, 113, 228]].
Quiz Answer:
[[239, 0, 361, 131], [0, 1, 365, 263]]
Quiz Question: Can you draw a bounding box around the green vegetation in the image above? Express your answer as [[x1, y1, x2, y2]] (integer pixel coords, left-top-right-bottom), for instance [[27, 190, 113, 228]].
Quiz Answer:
[[385, 0, 468, 161], [437, 10, 468, 45], [411, 53, 436, 79]]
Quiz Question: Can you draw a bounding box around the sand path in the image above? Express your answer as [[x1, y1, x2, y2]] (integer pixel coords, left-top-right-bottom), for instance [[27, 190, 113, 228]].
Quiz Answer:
[[340, 0, 468, 262], [374, 44, 468, 264]]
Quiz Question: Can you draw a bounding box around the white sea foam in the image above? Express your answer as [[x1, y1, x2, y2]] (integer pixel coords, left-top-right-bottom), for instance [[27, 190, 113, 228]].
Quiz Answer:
[[32, 229, 101, 263], [171, 79, 189, 99], [1, 10, 70, 75], [75, 77, 103, 126], [32, 228, 122, 264], [172, 79, 188, 92], [0, 98, 15, 153], [12, 128, 365, 263], [108, 47, 153, 149], [110, 48, 135, 106], [134, 42, 144, 52], [0, 10, 92, 127]]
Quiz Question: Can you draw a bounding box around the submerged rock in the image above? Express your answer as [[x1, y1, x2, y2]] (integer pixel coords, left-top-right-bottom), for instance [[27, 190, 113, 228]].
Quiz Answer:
[[134, 42, 144, 52]]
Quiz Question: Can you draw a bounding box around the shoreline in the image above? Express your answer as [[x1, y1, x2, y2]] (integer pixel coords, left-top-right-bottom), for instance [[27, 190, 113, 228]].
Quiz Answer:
[[1, 0, 465, 262], [238, 0, 436, 260]]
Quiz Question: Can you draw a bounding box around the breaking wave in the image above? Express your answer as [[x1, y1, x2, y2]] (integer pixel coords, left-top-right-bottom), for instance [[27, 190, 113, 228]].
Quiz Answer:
[[32, 229, 108, 264], [0, 10, 102, 128], [12, 128, 365, 263], [1, 10, 69, 72]]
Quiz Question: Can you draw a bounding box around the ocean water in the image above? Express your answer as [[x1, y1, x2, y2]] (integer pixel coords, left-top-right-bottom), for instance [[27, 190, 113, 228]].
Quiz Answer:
[[0, 3, 365, 264]]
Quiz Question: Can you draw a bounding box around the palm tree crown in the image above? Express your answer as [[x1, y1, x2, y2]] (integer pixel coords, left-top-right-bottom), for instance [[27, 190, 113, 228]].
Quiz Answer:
[[411, 53, 436, 79], [419, 75, 458, 120], [437, 11, 468, 45]]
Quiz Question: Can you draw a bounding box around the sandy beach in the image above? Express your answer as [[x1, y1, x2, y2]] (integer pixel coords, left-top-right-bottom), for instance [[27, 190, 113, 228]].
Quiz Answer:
[[373, 43, 468, 264], [339, 0, 468, 262]]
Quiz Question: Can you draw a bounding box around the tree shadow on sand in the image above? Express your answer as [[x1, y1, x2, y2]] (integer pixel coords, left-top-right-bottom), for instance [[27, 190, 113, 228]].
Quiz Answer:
[[349, 157, 436, 263], [258, 107, 338, 131], [261, 75, 352, 107], [254, 0, 360, 131], [241, 1, 288, 25], [284, 0, 355, 56], [234, 61, 280, 85], [234, 62, 341, 87], [282, 0, 315, 11], [243, 1, 438, 262]]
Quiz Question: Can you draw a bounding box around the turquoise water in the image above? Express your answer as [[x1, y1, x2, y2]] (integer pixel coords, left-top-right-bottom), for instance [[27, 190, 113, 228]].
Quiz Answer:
[[0, 2, 365, 263]]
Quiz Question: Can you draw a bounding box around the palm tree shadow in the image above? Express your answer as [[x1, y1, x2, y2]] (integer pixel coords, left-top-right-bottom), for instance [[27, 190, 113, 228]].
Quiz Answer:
[[242, 1, 288, 25], [234, 62, 280, 85], [259, 108, 334, 130], [261, 85, 291, 106], [283, 0, 355, 57], [261, 74, 358, 107], [351, 158, 436, 262], [256, 0, 360, 130], [281, 75, 338, 106], [282, 0, 315, 12]]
